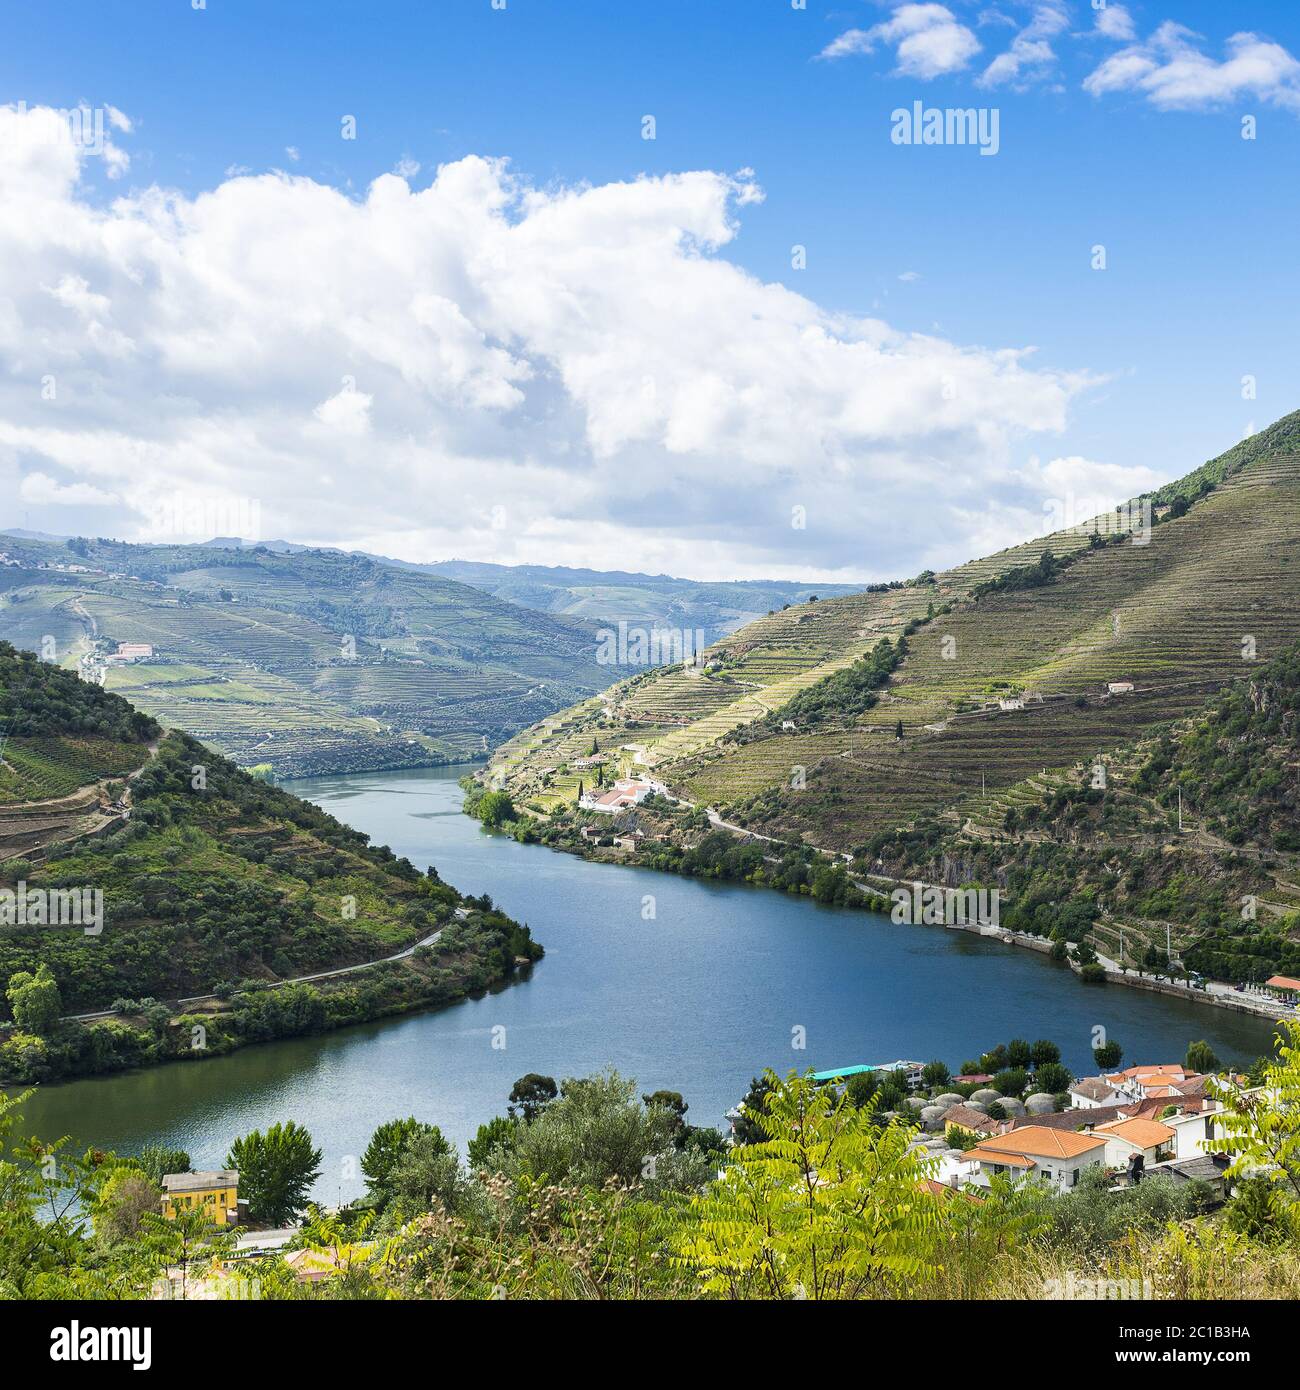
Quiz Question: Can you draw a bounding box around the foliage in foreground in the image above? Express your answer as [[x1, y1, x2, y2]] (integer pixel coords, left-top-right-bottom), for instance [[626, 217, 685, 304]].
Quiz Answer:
[[5, 1027, 1300, 1300]]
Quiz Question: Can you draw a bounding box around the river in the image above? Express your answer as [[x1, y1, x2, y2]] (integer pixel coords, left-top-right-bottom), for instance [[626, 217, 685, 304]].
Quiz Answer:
[[15, 765, 1277, 1205]]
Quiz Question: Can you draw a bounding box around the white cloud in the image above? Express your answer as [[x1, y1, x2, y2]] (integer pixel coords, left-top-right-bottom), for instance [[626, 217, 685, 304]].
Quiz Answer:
[[1083, 22, 1300, 110], [979, 1, 1069, 88], [1093, 4, 1136, 43], [821, 4, 981, 80], [18, 471, 119, 507], [313, 382, 373, 435], [393, 155, 421, 179], [0, 100, 1108, 580], [285, 145, 301, 162], [898, 270, 921, 282]]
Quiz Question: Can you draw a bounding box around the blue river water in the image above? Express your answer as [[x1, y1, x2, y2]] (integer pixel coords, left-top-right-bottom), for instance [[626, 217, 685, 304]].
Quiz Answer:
[[15, 765, 1276, 1204]]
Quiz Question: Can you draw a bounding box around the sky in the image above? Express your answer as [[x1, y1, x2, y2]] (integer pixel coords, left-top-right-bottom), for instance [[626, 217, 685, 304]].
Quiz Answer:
[[1, 0, 1298, 582]]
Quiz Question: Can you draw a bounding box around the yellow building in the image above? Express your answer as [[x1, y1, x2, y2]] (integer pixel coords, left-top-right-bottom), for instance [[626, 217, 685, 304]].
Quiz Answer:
[[161, 1170, 240, 1226]]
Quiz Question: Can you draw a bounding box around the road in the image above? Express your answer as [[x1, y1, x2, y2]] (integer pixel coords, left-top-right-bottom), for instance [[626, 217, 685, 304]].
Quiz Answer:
[[63, 912, 465, 1021]]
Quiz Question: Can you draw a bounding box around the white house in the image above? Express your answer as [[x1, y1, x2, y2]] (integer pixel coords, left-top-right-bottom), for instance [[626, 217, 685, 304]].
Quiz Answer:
[[1164, 1105, 1225, 1161], [578, 778, 663, 814], [1069, 1077, 1126, 1109], [997, 697, 1025, 711], [961, 1126, 1107, 1191], [1094, 1117, 1176, 1169], [1107, 681, 1135, 695]]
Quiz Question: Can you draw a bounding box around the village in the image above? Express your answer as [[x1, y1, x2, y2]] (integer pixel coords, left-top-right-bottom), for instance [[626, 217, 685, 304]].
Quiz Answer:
[[140, 1039, 1284, 1298], [776, 1053, 1256, 1201]]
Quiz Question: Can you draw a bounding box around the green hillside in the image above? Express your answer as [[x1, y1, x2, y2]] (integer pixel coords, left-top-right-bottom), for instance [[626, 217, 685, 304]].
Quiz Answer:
[[864, 640, 1300, 983], [0, 647, 540, 1083], [422, 559, 861, 643], [487, 412, 1300, 984], [0, 537, 608, 777]]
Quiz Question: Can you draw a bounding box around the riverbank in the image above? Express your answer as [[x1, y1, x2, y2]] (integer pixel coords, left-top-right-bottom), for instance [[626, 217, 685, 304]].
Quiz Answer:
[[497, 790, 1295, 1029], [13, 764, 1278, 1201]]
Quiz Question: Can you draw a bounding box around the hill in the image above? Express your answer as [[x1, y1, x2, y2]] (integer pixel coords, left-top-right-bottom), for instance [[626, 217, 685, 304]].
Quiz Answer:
[[0, 646, 540, 1082], [418, 560, 861, 643], [0, 536, 608, 777], [486, 412, 1300, 985]]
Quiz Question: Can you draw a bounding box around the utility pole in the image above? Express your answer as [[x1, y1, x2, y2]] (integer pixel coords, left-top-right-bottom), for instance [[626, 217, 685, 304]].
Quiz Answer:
[[1166, 922, 1172, 963], [1177, 785, 1183, 832]]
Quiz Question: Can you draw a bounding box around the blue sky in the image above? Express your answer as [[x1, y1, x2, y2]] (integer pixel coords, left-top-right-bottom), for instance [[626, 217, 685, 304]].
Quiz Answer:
[[2, 0, 1299, 579]]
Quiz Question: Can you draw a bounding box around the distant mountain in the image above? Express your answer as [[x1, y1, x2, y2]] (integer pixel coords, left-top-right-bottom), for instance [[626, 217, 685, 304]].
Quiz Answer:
[[416, 559, 861, 643], [0, 536, 608, 777]]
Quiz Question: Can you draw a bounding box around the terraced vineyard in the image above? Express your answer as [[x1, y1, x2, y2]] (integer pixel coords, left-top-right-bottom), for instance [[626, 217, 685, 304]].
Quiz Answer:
[[492, 411, 1300, 858], [0, 538, 609, 777]]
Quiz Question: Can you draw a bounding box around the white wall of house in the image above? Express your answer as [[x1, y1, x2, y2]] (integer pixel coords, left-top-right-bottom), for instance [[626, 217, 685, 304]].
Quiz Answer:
[[1167, 1110, 1220, 1160], [1069, 1087, 1123, 1109], [978, 1151, 1102, 1191], [1100, 1135, 1172, 1169]]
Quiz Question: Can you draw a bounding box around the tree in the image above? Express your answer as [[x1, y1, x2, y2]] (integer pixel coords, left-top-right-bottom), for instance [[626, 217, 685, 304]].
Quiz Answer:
[[92, 1169, 163, 1244], [673, 1071, 942, 1299], [225, 1122, 322, 1227], [1093, 1039, 1123, 1069], [361, 1117, 441, 1209], [732, 1075, 775, 1143], [1185, 1040, 1219, 1075], [1035, 1062, 1072, 1095], [499, 1071, 684, 1191], [477, 791, 517, 828], [1030, 1040, 1061, 1067], [467, 1115, 518, 1172], [643, 1090, 689, 1136], [920, 1059, 950, 1088], [894, 720, 904, 741], [1007, 1039, 1031, 1068], [992, 1068, 1028, 1098], [576, 780, 584, 804], [1207, 1019, 1300, 1211], [132, 1145, 190, 1185], [6, 965, 61, 1035], [508, 1073, 558, 1123], [386, 1128, 469, 1215]]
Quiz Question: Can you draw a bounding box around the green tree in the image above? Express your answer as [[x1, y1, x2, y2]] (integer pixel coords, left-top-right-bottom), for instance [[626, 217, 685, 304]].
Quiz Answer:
[[477, 791, 517, 827], [1030, 1039, 1061, 1067], [508, 1073, 558, 1123], [225, 1122, 322, 1227], [386, 1127, 469, 1215], [1093, 1039, 1123, 1069], [361, 1117, 441, 1209], [1035, 1062, 1072, 1094], [992, 1067, 1028, 1098], [921, 1059, 951, 1088], [1185, 1040, 1220, 1075], [673, 1071, 941, 1299], [466, 1115, 518, 1172], [132, 1145, 190, 1185], [6, 965, 61, 1035], [1208, 1019, 1300, 1211]]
